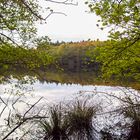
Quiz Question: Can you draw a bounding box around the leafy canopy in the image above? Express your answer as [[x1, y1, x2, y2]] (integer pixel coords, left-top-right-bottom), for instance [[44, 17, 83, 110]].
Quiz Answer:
[[86, 0, 140, 41], [0, 0, 75, 46], [0, 0, 41, 45], [86, 0, 140, 81], [0, 0, 75, 69]]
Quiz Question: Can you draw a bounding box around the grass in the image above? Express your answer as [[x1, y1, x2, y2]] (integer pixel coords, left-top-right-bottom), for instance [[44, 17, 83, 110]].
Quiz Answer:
[[67, 99, 98, 140], [39, 93, 140, 140], [40, 99, 98, 140], [40, 104, 69, 140]]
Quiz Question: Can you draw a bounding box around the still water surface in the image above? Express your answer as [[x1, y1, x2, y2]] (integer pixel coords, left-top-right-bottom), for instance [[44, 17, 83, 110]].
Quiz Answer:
[[0, 72, 139, 139]]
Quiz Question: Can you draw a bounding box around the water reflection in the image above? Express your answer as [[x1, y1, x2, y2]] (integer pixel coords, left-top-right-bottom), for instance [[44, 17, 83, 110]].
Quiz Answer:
[[1, 69, 139, 90], [0, 71, 140, 139], [0, 69, 121, 86]]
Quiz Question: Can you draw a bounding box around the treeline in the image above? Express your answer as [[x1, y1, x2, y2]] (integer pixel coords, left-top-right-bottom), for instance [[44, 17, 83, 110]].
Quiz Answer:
[[0, 38, 140, 84], [36, 38, 140, 83], [37, 40, 104, 72], [0, 40, 104, 72]]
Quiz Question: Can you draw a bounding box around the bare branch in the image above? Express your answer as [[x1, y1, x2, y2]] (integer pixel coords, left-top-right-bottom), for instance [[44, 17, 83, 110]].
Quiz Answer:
[[46, 0, 78, 6], [20, 0, 44, 20], [44, 11, 67, 20], [2, 97, 45, 140], [0, 33, 19, 46], [23, 97, 43, 118]]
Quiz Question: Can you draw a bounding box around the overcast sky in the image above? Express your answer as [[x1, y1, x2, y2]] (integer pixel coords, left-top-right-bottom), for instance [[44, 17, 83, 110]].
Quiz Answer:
[[37, 0, 109, 42]]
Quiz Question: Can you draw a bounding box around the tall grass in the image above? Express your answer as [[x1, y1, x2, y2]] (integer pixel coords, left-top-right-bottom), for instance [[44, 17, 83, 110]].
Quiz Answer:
[[67, 99, 98, 140], [40, 104, 69, 140], [40, 99, 98, 140]]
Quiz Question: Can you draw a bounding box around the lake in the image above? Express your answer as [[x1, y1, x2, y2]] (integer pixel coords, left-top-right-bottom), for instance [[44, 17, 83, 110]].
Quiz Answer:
[[0, 71, 140, 139]]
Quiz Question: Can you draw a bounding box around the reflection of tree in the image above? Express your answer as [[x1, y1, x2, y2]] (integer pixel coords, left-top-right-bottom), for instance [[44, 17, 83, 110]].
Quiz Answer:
[[0, 68, 105, 86]]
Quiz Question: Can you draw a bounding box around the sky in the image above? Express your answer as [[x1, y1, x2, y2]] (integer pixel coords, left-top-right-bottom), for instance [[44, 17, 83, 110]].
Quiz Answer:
[[37, 0, 109, 42]]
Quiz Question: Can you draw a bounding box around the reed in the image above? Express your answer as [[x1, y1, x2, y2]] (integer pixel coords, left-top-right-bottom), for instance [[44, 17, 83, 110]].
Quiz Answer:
[[67, 99, 98, 140]]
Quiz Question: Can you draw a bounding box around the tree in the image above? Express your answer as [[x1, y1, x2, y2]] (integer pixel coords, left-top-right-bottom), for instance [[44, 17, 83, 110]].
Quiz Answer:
[[0, 0, 77, 70], [0, 0, 40, 46], [86, 0, 140, 82], [35, 36, 52, 50], [0, 0, 77, 46], [86, 0, 140, 41]]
